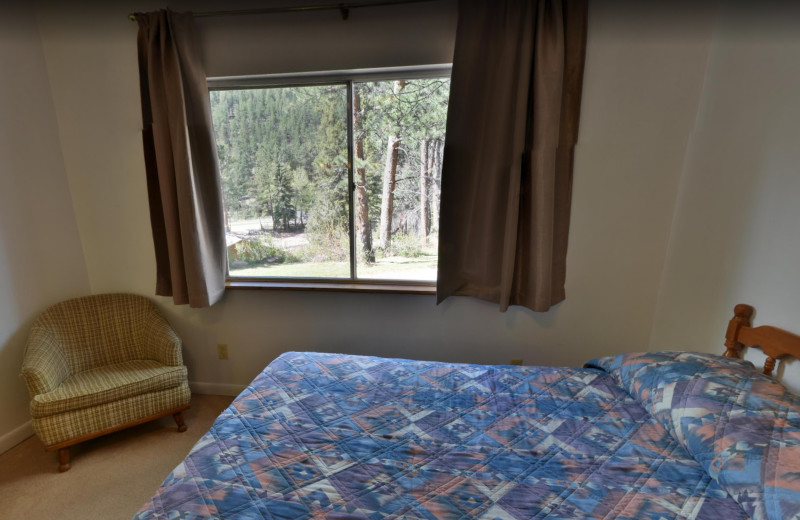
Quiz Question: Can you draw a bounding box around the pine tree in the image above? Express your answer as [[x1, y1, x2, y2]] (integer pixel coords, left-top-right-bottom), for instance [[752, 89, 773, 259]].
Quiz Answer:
[[272, 161, 296, 231]]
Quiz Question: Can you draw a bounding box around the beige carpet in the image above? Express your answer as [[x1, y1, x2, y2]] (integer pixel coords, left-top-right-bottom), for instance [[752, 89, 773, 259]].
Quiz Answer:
[[0, 394, 233, 520]]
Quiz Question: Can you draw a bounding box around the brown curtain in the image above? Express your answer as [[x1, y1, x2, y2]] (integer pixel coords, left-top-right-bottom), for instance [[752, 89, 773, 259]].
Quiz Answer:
[[135, 10, 226, 308], [436, 0, 587, 312]]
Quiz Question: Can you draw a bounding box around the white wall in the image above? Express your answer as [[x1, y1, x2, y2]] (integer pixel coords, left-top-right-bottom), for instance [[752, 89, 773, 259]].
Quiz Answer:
[[32, 0, 716, 394], [650, 1, 800, 392], [195, 0, 458, 77], [6, 0, 797, 452], [0, 4, 90, 451]]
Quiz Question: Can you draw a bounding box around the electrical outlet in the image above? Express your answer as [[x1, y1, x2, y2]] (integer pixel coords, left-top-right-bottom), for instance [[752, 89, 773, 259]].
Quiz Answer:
[[217, 343, 229, 360], [510, 358, 523, 366]]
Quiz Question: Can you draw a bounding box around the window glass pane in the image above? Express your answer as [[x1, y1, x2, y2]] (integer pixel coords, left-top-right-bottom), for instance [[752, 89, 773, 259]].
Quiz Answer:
[[353, 78, 450, 281], [210, 85, 350, 278]]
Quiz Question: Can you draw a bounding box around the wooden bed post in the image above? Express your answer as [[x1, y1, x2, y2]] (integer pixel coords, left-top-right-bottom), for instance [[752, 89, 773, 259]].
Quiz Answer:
[[723, 303, 800, 376], [724, 304, 753, 358]]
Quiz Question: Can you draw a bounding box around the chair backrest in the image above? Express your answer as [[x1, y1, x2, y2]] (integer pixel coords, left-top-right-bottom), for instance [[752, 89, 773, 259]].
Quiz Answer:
[[31, 293, 157, 373]]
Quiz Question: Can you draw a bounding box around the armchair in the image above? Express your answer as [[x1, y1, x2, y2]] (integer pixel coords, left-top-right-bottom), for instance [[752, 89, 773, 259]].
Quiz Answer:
[[21, 293, 191, 471]]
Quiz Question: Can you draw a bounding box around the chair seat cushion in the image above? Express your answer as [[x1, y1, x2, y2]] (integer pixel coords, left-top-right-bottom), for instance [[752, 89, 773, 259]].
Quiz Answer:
[[31, 360, 188, 418]]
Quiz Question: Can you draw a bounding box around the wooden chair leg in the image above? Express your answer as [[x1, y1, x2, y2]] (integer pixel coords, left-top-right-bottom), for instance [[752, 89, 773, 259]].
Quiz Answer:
[[173, 411, 187, 432], [58, 447, 71, 472]]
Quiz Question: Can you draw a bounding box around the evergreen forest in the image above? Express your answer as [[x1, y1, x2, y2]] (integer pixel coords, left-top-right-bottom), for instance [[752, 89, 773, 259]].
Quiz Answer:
[[209, 77, 449, 279]]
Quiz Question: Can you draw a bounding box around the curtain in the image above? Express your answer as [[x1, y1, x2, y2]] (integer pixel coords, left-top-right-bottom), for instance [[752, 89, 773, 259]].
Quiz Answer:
[[135, 10, 226, 308], [436, 0, 588, 312]]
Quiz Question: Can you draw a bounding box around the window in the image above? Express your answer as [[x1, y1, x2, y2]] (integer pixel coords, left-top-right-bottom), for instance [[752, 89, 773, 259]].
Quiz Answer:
[[209, 67, 450, 287]]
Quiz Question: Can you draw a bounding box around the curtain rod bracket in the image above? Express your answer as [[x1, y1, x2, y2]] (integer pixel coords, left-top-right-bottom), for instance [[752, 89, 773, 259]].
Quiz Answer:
[[339, 4, 350, 20]]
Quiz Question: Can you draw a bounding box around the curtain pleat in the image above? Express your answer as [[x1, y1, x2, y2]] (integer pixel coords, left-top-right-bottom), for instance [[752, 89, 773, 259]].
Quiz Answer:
[[437, 0, 587, 312], [135, 10, 226, 308]]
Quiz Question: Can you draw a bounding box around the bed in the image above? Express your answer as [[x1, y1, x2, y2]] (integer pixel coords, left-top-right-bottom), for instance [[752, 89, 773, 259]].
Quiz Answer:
[[133, 304, 800, 519]]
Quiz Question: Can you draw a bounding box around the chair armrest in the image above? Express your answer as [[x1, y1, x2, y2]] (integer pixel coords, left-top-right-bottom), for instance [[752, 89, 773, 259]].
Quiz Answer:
[[20, 327, 70, 397], [141, 308, 183, 366]]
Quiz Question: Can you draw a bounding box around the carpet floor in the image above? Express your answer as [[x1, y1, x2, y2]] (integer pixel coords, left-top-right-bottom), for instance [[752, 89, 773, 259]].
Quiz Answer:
[[0, 394, 233, 520]]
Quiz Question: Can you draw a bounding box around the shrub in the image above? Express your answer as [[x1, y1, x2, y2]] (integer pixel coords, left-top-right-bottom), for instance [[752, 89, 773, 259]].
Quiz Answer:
[[302, 225, 349, 262], [231, 237, 299, 265], [385, 232, 426, 258]]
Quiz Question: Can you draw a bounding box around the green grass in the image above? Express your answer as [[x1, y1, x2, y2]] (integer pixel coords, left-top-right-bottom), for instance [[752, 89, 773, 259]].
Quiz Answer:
[[232, 261, 350, 278], [229, 254, 437, 281]]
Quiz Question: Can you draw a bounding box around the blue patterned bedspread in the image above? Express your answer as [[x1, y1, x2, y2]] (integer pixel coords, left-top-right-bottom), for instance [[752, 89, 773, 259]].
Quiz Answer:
[[134, 352, 748, 519], [589, 351, 800, 520]]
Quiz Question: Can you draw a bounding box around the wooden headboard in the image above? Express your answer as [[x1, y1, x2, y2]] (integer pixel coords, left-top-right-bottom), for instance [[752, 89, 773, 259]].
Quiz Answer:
[[724, 303, 800, 376]]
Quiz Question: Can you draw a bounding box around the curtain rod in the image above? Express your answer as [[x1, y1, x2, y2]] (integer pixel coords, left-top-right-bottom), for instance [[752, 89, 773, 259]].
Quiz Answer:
[[128, 0, 441, 22]]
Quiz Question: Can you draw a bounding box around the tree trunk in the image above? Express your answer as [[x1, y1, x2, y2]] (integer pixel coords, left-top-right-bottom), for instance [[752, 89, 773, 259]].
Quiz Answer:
[[379, 135, 400, 251], [378, 80, 405, 252], [430, 139, 443, 233], [419, 139, 429, 244], [427, 140, 437, 235], [353, 90, 374, 262], [268, 194, 274, 233]]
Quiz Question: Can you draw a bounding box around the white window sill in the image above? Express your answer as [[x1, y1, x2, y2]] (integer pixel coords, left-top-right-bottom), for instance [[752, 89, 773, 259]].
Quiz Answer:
[[225, 278, 436, 295]]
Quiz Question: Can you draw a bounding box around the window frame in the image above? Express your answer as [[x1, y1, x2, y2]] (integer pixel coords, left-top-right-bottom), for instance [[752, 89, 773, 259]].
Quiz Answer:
[[209, 64, 451, 294]]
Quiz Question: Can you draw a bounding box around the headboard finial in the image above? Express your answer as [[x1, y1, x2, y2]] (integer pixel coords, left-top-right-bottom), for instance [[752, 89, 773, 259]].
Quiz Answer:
[[724, 303, 753, 358], [733, 304, 754, 321]]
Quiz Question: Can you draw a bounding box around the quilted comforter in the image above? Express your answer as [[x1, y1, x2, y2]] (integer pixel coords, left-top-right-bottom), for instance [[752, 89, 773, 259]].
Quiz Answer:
[[133, 351, 799, 519]]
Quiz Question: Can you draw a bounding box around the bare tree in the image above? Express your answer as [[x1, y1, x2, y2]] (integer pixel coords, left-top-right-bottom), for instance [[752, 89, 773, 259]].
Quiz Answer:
[[379, 135, 400, 250], [378, 80, 405, 251], [419, 139, 429, 244], [353, 90, 374, 262], [430, 139, 443, 233]]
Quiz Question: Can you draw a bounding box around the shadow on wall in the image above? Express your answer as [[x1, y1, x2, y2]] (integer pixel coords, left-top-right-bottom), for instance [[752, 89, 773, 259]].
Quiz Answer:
[[0, 320, 37, 431], [0, 2, 91, 443], [649, 2, 800, 393]]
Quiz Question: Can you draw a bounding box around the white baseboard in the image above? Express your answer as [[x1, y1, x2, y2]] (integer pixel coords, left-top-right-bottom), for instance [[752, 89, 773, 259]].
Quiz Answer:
[[0, 421, 34, 455], [189, 381, 247, 397]]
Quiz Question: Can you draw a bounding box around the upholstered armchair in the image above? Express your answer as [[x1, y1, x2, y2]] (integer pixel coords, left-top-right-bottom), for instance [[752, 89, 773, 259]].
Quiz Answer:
[[21, 293, 191, 472]]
